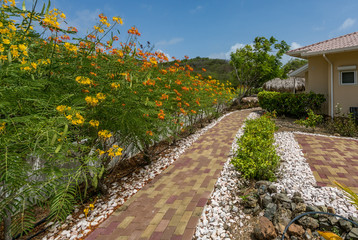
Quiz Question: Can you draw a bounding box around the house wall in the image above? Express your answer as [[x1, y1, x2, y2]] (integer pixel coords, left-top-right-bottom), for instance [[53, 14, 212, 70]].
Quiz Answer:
[[327, 51, 358, 115], [306, 56, 329, 114]]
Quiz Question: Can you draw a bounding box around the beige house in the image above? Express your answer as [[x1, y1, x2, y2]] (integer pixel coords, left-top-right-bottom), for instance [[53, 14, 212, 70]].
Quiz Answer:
[[287, 31, 358, 117]]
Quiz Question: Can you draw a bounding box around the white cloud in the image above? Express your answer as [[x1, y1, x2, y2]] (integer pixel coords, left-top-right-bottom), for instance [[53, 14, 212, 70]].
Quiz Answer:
[[209, 42, 295, 65], [208, 43, 248, 60], [190, 5, 203, 14], [156, 38, 184, 46], [339, 18, 356, 30], [66, 9, 102, 34], [290, 42, 302, 50], [157, 49, 170, 60]]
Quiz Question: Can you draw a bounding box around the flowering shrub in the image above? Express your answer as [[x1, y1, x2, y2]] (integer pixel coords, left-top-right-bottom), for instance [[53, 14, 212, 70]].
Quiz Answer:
[[295, 109, 323, 132], [0, 0, 236, 237]]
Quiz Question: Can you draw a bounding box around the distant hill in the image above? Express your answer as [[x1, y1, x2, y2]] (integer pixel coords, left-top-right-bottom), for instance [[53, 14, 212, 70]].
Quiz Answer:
[[162, 57, 236, 85]]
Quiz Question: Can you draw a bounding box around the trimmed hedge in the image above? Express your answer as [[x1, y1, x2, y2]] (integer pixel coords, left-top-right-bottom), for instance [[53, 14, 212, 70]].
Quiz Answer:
[[231, 115, 279, 181], [258, 91, 326, 117]]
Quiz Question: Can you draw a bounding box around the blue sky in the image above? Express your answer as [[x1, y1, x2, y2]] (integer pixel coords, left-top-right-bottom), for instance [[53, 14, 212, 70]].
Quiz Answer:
[[25, 0, 358, 63]]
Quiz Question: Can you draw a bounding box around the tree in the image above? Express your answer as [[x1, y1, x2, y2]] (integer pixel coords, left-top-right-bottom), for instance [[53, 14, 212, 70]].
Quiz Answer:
[[282, 58, 308, 78], [230, 36, 289, 101]]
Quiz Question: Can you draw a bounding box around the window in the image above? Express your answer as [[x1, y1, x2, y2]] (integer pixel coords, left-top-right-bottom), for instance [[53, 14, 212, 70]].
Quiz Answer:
[[341, 71, 356, 84], [338, 65, 357, 85]]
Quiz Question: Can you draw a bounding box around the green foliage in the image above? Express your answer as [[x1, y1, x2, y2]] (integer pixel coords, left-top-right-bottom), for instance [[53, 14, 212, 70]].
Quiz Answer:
[[295, 109, 323, 132], [0, 1, 236, 238], [231, 115, 280, 181], [325, 115, 358, 137], [282, 58, 307, 78], [335, 181, 358, 210], [258, 91, 326, 117], [230, 36, 290, 99]]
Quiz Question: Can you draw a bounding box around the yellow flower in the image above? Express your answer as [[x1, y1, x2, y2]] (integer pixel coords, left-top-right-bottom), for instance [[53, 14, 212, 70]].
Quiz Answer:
[[66, 115, 72, 120], [71, 113, 84, 125], [31, 62, 37, 69], [96, 93, 106, 101], [0, 55, 8, 61], [0, 44, 4, 52], [56, 105, 67, 112], [98, 130, 112, 139], [83, 208, 89, 218], [89, 120, 99, 128], [76, 76, 92, 85], [112, 16, 123, 25], [89, 204, 94, 210], [0, 122, 6, 134], [3, 39, 10, 44], [60, 13, 66, 19], [97, 149, 105, 155], [111, 82, 120, 89], [115, 147, 123, 156], [85, 96, 98, 106]]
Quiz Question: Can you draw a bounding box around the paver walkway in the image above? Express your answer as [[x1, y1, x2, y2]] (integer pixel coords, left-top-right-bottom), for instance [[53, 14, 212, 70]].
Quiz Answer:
[[295, 133, 358, 193], [86, 109, 252, 240]]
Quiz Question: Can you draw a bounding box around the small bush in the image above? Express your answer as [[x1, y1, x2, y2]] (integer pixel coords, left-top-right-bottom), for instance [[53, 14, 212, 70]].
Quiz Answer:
[[295, 109, 323, 132], [258, 91, 326, 117], [326, 115, 358, 137], [231, 115, 280, 181]]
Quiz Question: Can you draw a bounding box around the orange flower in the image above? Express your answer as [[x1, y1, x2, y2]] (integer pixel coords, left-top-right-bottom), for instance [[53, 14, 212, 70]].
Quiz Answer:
[[155, 101, 162, 107], [146, 131, 153, 136], [180, 108, 187, 115], [158, 110, 165, 120], [191, 110, 197, 114], [161, 94, 169, 100], [202, 68, 206, 72]]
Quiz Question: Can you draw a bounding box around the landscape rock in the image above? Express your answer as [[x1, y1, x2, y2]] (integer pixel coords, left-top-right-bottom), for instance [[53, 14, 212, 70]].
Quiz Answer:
[[339, 219, 353, 232], [253, 216, 277, 240], [348, 228, 358, 240], [287, 223, 305, 236], [298, 216, 319, 230]]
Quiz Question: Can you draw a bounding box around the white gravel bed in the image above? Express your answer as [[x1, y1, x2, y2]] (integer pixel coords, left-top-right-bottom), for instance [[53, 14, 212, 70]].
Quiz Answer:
[[43, 111, 237, 240], [273, 131, 358, 219], [194, 112, 260, 240]]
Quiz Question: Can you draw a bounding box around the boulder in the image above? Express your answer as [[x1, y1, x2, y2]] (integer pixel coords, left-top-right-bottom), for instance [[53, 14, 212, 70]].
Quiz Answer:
[[287, 223, 305, 237], [253, 216, 277, 240]]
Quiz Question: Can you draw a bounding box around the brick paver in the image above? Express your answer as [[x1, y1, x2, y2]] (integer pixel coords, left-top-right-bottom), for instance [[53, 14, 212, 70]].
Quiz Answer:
[[86, 109, 252, 240], [295, 133, 358, 193]]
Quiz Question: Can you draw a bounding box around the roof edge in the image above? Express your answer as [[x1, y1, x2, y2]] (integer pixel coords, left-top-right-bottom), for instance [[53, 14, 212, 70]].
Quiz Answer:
[[288, 64, 308, 78], [301, 45, 358, 57]]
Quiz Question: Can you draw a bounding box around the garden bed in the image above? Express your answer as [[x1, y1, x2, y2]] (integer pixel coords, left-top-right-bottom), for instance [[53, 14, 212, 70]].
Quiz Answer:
[[194, 111, 358, 240]]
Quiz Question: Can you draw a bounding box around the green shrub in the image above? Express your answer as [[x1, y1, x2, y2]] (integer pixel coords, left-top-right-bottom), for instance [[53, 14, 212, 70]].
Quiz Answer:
[[295, 109, 323, 132], [258, 91, 325, 117], [231, 115, 280, 181]]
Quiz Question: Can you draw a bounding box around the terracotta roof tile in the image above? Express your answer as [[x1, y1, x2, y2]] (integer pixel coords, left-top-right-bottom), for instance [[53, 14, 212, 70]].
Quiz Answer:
[[287, 31, 358, 57]]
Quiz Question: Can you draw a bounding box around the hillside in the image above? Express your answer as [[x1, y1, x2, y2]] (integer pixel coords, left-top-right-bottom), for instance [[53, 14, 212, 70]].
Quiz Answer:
[[162, 57, 236, 85]]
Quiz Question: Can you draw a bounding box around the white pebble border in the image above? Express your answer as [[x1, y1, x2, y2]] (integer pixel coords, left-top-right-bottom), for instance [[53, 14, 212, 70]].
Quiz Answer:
[[43, 111, 237, 240], [273, 131, 358, 218], [195, 114, 358, 240], [194, 112, 260, 240]]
